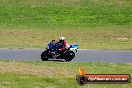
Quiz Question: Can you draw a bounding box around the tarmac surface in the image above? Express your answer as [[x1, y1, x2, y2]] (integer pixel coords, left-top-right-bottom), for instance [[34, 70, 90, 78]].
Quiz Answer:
[[0, 48, 132, 63]]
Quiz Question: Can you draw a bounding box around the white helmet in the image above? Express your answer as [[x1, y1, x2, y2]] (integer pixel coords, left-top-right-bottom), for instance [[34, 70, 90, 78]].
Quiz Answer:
[[60, 37, 65, 40]]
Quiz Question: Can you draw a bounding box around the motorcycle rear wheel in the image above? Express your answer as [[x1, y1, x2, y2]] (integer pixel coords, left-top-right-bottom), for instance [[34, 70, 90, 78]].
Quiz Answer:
[[41, 52, 49, 61]]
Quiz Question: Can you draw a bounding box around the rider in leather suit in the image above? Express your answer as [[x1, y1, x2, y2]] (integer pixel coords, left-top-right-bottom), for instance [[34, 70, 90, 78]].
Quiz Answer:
[[58, 37, 69, 54]]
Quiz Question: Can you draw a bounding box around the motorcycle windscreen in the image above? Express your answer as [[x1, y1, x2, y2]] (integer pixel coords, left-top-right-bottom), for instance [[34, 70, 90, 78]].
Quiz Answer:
[[70, 44, 78, 49]]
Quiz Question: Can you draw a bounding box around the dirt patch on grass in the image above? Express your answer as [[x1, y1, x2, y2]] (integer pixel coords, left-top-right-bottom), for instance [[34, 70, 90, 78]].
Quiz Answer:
[[116, 37, 132, 41]]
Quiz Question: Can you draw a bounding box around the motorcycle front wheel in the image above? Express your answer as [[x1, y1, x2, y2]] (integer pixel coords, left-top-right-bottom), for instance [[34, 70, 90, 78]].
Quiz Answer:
[[64, 51, 75, 62]]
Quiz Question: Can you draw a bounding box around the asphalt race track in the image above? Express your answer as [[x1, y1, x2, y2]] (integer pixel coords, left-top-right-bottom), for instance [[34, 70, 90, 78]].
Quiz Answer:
[[0, 48, 132, 63]]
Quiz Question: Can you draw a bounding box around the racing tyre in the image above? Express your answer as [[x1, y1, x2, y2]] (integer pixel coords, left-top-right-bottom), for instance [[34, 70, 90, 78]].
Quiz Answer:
[[65, 51, 75, 62], [41, 52, 49, 61]]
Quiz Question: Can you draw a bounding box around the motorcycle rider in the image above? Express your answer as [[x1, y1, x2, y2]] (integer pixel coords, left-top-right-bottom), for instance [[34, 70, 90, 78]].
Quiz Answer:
[[58, 37, 69, 53], [48, 37, 69, 56]]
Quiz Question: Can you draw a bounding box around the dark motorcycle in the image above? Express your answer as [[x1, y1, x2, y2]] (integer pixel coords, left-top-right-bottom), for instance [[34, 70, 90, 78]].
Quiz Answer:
[[41, 42, 78, 62]]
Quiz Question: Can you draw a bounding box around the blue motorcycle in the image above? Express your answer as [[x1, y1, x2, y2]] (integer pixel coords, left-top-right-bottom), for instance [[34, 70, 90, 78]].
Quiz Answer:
[[41, 41, 78, 61]]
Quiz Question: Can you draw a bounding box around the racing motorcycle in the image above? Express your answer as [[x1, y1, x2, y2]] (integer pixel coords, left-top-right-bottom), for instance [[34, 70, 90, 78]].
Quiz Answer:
[[41, 42, 78, 61]]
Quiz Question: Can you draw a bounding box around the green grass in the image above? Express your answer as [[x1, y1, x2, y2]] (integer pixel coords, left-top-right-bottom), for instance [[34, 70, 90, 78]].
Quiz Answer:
[[0, 60, 132, 88], [0, 0, 132, 49], [0, 3, 132, 28], [0, 0, 132, 28]]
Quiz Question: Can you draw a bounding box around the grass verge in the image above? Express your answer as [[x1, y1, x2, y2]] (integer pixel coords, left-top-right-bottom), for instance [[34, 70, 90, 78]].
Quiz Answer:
[[0, 27, 132, 49], [0, 60, 132, 88]]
